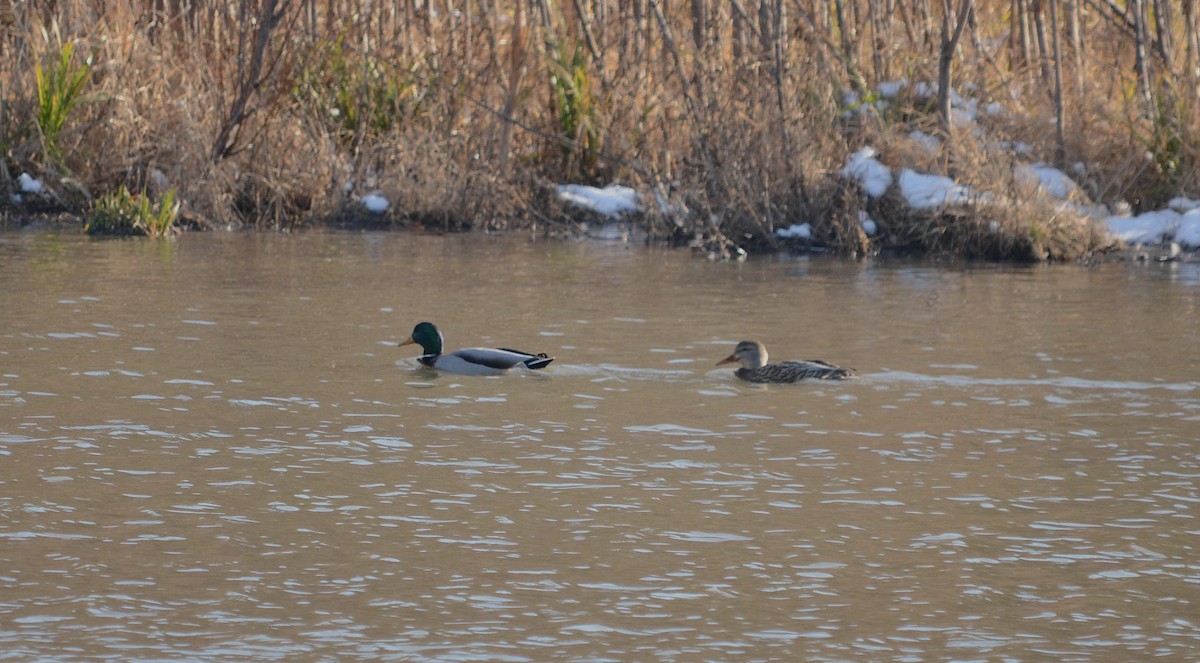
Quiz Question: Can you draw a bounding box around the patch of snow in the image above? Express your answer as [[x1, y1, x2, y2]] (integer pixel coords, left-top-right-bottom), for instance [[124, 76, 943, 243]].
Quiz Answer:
[[899, 169, 974, 209], [840, 147, 892, 198], [1016, 163, 1079, 200], [858, 211, 877, 236], [995, 140, 1034, 155], [776, 223, 812, 240], [1167, 197, 1200, 213], [899, 83, 979, 124], [557, 184, 641, 217], [952, 103, 979, 126], [912, 81, 938, 98], [18, 173, 43, 193], [362, 193, 390, 214], [908, 131, 940, 154], [1104, 209, 1181, 244], [983, 102, 1005, 115], [1177, 209, 1200, 247], [911, 82, 968, 106], [876, 80, 907, 98]]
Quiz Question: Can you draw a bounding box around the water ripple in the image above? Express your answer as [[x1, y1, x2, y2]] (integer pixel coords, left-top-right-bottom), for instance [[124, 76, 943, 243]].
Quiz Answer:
[[873, 371, 1199, 392]]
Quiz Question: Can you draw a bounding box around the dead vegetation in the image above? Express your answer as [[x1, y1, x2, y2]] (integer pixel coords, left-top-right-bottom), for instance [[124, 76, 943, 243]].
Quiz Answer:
[[0, 0, 1197, 261]]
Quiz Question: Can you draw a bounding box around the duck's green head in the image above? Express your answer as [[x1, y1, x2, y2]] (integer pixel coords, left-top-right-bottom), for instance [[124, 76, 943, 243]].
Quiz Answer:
[[400, 321, 444, 356]]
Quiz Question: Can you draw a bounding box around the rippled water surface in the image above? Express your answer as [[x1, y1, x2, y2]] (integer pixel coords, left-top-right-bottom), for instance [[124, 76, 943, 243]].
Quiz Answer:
[[2, 232, 1199, 660]]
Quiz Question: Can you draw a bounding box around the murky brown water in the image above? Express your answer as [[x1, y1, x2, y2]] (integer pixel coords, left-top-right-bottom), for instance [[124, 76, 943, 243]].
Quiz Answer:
[[2, 231, 1198, 660]]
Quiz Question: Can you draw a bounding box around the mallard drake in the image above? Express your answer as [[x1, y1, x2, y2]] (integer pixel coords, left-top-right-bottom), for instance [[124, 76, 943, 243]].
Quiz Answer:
[[717, 340, 853, 383], [400, 321, 554, 375]]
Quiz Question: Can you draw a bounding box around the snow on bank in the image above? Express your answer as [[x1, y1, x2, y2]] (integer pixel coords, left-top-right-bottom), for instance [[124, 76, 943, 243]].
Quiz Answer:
[[1165, 198, 1200, 247], [1104, 209, 1179, 244], [1016, 163, 1080, 200], [11, 173, 43, 203], [1178, 212, 1200, 246], [846, 78, 980, 127], [846, 78, 1200, 248], [362, 192, 390, 214], [1102, 198, 1200, 248], [842, 140, 1200, 247], [775, 212, 877, 241], [18, 173, 43, 193], [834, 138, 1200, 247], [899, 169, 975, 209], [565, 161, 1198, 248], [859, 211, 878, 236], [559, 79, 1200, 249], [838, 148, 977, 209], [1105, 208, 1200, 248], [556, 184, 641, 217], [840, 148, 892, 198], [776, 223, 812, 239]]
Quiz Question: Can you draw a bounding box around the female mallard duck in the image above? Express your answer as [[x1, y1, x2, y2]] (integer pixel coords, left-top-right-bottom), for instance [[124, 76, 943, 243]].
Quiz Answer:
[[400, 321, 554, 375], [717, 340, 853, 383]]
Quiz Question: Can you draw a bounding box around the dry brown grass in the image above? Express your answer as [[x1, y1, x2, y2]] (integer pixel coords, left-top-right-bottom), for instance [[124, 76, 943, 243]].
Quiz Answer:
[[1, 1, 1196, 260]]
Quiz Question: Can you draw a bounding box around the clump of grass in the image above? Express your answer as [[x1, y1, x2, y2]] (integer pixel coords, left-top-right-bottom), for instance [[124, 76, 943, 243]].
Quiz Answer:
[[546, 38, 601, 179], [35, 40, 93, 163], [85, 187, 179, 237], [859, 178, 1113, 262], [295, 36, 420, 149], [1136, 90, 1197, 209]]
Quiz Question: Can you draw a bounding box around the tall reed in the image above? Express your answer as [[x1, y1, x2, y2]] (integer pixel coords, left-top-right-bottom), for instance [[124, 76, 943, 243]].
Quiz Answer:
[[34, 40, 91, 163]]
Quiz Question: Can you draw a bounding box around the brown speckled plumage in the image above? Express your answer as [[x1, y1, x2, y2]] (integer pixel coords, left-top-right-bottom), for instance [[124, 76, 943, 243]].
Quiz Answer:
[[717, 340, 853, 384]]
